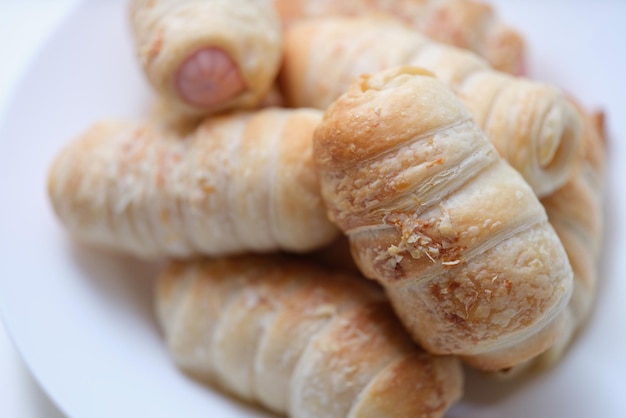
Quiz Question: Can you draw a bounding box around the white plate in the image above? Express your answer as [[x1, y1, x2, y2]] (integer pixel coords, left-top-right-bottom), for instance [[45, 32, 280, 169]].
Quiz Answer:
[[0, 1, 624, 417]]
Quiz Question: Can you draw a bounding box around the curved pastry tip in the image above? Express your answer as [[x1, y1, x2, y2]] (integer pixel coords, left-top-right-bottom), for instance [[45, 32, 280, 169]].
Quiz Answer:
[[537, 100, 582, 177]]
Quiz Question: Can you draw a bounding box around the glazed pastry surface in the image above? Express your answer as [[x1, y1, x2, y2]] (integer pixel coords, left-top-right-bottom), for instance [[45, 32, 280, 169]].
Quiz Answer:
[[314, 67, 574, 370], [282, 17, 582, 197], [157, 255, 463, 417], [48, 108, 337, 258]]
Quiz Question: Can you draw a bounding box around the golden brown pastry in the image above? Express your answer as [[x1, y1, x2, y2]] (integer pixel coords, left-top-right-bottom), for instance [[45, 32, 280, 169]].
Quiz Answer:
[[273, 0, 525, 74], [129, 0, 282, 120], [156, 255, 463, 417], [313, 66, 574, 371], [281, 16, 582, 197], [500, 105, 607, 376], [48, 108, 338, 258]]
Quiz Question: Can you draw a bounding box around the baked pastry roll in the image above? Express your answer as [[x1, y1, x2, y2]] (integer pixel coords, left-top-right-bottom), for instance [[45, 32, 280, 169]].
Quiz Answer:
[[313, 66, 574, 371], [129, 0, 282, 120], [501, 105, 607, 376], [282, 16, 582, 197], [274, 0, 525, 74], [48, 108, 337, 258], [156, 255, 463, 417]]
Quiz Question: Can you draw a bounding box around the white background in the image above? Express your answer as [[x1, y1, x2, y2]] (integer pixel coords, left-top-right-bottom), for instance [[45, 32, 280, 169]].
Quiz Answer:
[[0, 2, 79, 416]]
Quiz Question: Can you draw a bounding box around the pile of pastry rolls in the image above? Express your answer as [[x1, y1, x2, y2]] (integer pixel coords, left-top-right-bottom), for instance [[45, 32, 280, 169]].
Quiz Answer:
[[47, 0, 607, 416]]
